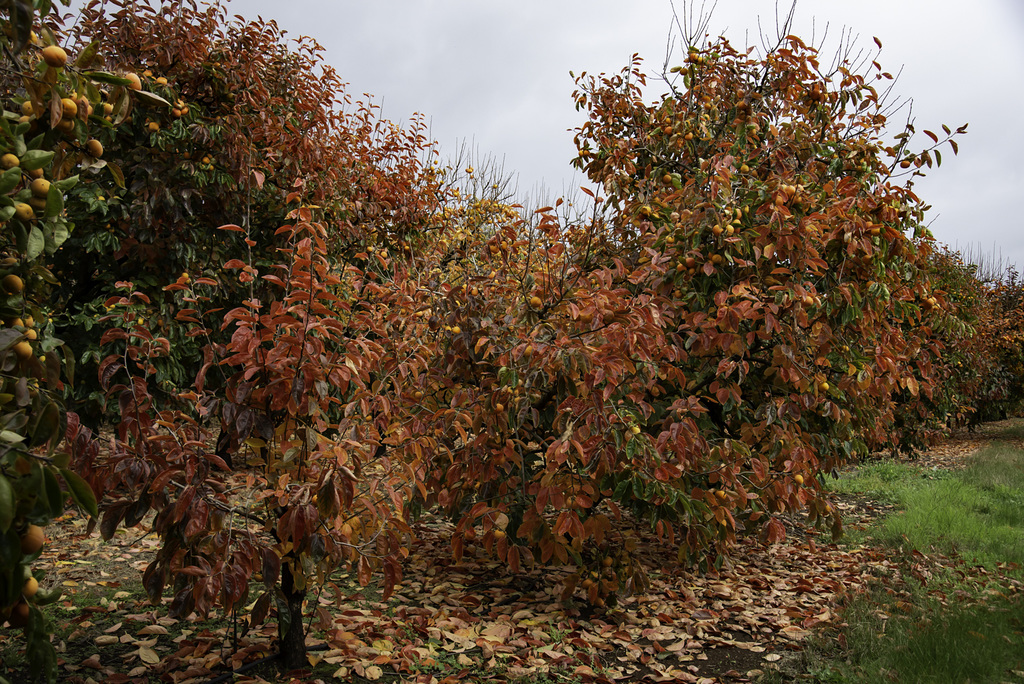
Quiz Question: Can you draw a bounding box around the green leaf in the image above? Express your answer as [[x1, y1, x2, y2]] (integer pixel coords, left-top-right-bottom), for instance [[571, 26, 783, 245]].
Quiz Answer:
[[75, 41, 101, 69], [53, 175, 78, 192], [19, 150, 53, 172], [31, 584, 62, 606], [28, 401, 60, 448], [26, 226, 45, 261], [34, 265, 58, 286], [82, 80, 102, 110], [106, 161, 125, 189], [0, 474, 14, 533], [45, 221, 69, 253], [0, 168, 23, 195], [0, 431, 25, 444], [133, 89, 172, 109], [81, 71, 134, 86], [44, 182, 63, 218], [60, 469, 98, 519], [12, 132, 26, 158], [39, 25, 57, 47], [42, 466, 63, 518], [24, 133, 43, 153]]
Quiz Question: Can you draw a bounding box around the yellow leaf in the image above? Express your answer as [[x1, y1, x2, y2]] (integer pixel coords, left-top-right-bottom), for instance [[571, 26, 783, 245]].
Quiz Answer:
[[371, 639, 393, 653]]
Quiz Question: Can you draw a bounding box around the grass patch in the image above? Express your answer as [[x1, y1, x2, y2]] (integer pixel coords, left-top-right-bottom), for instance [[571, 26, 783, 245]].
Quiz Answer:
[[986, 422, 1024, 442], [794, 438, 1024, 682], [795, 582, 1024, 683], [829, 444, 1024, 567]]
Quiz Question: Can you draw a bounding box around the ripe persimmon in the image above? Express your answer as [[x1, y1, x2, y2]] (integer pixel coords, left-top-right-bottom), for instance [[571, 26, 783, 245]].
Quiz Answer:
[[40, 45, 67, 68], [20, 525, 44, 554]]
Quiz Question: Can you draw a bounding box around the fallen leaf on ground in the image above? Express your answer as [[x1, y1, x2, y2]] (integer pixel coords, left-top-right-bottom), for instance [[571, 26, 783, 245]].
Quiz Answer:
[[137, 646, 160, 664]]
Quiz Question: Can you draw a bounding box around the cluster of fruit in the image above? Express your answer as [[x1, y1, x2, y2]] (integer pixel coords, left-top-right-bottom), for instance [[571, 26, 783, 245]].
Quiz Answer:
[[0, 31, 138, 641], [0, 524, 56, 628], [564, 544, 648, 608]]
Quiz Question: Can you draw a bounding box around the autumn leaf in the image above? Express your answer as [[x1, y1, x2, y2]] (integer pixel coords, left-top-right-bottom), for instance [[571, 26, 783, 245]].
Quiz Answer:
[[137, 646, 160, 664]]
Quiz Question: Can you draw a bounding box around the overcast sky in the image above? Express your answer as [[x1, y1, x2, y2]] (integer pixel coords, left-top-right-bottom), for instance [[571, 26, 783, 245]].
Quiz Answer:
[[231, 0, 1023, 271]]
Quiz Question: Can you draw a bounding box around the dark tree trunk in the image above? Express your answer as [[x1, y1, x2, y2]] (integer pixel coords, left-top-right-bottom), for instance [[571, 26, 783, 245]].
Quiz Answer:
[[277, 562, 307, 671]]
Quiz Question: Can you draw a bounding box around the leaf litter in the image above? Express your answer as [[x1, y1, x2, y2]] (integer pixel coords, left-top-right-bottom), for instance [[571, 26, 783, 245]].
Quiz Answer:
[[1, 426, 1017, 683]]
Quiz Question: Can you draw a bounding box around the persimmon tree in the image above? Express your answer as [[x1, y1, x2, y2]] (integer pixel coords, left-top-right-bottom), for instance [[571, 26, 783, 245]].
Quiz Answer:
[[405, 14, 966, 604], [0, 3, 162, 680], [59, 0, 446, 671], [974, 273, 1024, 420], [931, 252, 1024, 426], [39, 5, 982, 681], [54, 0, 440, 416]]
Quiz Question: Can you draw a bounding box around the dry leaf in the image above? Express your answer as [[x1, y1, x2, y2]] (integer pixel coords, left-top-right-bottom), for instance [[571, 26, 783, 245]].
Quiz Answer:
[[481, 623, 513, 642], [364, 665, 384, 680], [138, 625, 168, 635], [93, 635, 118, 646], [137, 647, 160, 664], [781, 626, 809, 640], [370, 638, 393, 653], [80, 655, 102, 669]]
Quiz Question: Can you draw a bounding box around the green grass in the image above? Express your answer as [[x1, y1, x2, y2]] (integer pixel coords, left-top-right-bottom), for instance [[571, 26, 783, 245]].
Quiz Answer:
[[829, 444, 1024, 567], [787, 436, 1024, 683], [794, 584, 1024, 684]]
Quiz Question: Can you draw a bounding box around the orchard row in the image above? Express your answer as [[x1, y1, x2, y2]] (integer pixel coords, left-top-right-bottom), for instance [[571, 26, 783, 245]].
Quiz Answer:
[[0, 1, 1014, 678]]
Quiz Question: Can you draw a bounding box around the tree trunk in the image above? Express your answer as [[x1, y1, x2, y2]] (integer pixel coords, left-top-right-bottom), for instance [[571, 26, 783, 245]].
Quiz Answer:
[[277, 562, 307, 671]]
